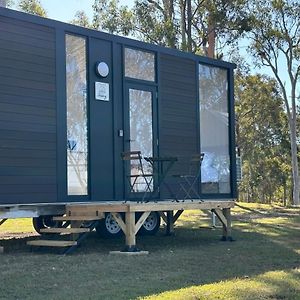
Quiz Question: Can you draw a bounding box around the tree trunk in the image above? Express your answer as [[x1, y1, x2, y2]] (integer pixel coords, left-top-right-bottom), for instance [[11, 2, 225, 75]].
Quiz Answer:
[[283, 183, 287, 207], [179, 0, 187, 51], [163, 0, 176, 48], [186, 0, 192, 52], [207, 13, 215, 58], [207, 30, 215, 58], [289, 116, 300, 206]]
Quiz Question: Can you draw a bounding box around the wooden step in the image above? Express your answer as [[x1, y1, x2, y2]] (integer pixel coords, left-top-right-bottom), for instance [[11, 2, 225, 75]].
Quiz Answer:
[[27, 240, 77, 247], [52, 216, 103, 221], [40, 228, 90, 234]]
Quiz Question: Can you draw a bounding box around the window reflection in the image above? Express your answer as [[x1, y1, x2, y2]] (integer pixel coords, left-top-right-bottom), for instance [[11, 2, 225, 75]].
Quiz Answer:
[[125, 48, 155, 82], [66, 34, 88, 195], [199, 64, 231, 194]]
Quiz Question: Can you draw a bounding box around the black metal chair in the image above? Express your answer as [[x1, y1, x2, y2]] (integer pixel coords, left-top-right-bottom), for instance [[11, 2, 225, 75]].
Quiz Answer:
[[172, 153, 205, 201], [121, 151, 153, 194]]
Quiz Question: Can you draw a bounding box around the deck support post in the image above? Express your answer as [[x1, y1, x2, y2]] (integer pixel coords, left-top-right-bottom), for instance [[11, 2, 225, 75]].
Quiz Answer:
[[70, 221, 82, 241], [213, 208, 233, 241], [124, 212, 137, 251], [222, 208, 232, 241], [166, 211, 174, 235]]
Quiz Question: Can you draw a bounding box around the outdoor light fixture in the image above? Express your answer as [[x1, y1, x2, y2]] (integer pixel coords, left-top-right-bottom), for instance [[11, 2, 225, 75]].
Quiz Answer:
[[96, 62, 109, 78]]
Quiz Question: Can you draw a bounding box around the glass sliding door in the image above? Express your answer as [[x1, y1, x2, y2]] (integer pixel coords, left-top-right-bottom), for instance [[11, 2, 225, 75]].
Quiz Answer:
[[65, 34, 88, 195], [199, 64, 231, 194]]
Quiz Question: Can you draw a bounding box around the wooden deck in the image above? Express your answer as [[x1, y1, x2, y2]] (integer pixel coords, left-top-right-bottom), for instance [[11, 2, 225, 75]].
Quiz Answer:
[[65, 199, 235, 253]]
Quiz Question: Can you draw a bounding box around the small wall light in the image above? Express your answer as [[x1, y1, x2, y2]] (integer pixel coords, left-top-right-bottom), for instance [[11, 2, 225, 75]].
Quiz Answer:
[[96, 62, 109, 78]]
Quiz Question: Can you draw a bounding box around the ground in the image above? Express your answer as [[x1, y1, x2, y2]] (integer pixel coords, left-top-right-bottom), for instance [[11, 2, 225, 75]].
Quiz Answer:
[[0, 202, 299, 300]]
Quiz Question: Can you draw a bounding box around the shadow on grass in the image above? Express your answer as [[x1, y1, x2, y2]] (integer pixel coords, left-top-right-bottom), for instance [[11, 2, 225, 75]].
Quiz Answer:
[[0, 209, 299, 300], [235, 203, 268, 214]]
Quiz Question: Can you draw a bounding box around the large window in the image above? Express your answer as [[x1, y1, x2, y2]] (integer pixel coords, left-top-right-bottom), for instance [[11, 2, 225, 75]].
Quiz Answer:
[[124, 48, 155, 82], [199, 64, 231, 194], [66, 34, 88, 195]]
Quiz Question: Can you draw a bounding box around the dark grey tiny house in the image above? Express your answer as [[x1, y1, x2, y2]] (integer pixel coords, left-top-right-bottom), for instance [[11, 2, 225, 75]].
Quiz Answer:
[[0, 8, 236, 213]]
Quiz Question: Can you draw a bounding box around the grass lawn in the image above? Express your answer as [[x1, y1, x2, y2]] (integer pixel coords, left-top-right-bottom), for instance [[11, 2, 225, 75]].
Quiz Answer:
[[0, 202, 299, 300]]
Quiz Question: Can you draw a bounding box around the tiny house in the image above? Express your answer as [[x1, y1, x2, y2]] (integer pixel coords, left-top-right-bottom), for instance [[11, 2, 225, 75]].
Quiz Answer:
[[0, 8, 236, 226]]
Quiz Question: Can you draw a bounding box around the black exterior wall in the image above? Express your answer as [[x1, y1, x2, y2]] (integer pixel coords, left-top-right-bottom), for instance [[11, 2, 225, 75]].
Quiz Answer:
[[0, 7, 237, 205], [0, 13, 57, 204]]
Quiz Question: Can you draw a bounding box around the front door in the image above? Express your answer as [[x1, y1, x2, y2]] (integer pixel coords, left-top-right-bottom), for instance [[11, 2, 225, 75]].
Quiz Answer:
[[124, 84, 158, 197]]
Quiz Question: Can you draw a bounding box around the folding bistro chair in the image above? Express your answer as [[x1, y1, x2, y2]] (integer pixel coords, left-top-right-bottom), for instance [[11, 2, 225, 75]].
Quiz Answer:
[[121, 151, 153, 194], [173, 153, 204, 201]]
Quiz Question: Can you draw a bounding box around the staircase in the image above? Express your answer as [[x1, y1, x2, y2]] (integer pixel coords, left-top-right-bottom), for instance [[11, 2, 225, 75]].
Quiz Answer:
[[27, 212, 104, 254]]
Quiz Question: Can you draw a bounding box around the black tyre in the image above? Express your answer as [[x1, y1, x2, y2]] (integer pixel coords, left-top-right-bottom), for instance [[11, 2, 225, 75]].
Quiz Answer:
[[32, 216, 62, 234], [138, 211, 161, 236], [96, 213, 124, 238]]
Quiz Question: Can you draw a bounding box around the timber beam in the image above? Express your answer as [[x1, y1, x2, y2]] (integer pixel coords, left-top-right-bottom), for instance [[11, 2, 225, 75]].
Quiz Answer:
[[0, 219, 7, 226], [159, 210, 184, 235], [212, 208, 233, 241], [111, 211, 151, 252]]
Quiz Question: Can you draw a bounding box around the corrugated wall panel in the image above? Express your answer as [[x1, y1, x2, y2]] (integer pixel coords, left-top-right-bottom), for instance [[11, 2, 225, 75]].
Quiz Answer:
[[160, 54, 198, 156], [159, 54, 198, 198], [0, 16, 57, 204]]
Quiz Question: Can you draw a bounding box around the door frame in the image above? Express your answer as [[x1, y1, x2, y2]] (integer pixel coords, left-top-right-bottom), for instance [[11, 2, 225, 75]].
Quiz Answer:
[[123, 83, 158, 199]]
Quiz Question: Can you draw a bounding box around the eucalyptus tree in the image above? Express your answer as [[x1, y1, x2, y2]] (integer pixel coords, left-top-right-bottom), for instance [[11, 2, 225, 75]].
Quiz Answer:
[[70, 10, 92, 28], [246, 0, 300, 205], [92, 0, 134, 35], [89, 0, 250, 56], [18, 0, 47, 17], [133, 0, 250, 55], [235, 74, 291, 204]]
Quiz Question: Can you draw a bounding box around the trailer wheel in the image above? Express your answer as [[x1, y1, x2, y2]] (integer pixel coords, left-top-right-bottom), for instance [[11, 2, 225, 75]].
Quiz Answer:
[[96, 213, 124, 238], [32, 216, 62, 234], [138, 211, 161, 236]]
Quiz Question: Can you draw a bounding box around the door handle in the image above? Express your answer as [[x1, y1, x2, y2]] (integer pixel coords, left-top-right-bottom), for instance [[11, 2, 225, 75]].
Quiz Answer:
[[126, 139, 136, 142]]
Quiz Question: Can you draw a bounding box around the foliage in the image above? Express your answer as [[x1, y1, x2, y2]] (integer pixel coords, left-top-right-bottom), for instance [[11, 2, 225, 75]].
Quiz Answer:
[[76, 0, 251, 56], [132, 0, 252, 54], [70, 10, 92, 28], [92, 0, 134, 35], [235, 73, 291, 204], [4, 0, 14, 7], [244, 0, 300, 205], [18, 0, 47, 17]]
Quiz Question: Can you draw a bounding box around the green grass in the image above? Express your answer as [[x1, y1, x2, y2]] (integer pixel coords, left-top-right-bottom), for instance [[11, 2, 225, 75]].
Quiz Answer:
[[0, 203, 299, 300], [0, 218, 34, 234]]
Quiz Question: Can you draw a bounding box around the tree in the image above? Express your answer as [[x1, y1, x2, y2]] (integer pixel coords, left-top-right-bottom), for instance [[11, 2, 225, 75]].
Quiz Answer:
[[246, 0, 300, 205], [235, 73, 291, 204], [18, 0, 47, 17], [134, 0, 177, 48], [89, 0, 250, 56], [1, 0, 14, 7], [70, 10, 92, 28], [92, 0, 134, 35], [133, 0, 250, 54]]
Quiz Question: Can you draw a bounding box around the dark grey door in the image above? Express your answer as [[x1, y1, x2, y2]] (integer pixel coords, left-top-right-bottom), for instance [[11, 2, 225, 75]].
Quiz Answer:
[[124, 84, 158, 197]]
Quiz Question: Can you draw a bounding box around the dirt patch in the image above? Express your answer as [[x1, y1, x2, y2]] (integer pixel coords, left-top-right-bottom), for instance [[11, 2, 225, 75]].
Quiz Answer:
[[0, 231, 37, 240]]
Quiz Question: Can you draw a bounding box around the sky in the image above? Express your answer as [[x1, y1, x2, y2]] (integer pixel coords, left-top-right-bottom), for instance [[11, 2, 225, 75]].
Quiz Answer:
[[39, 0, 134, 23]]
